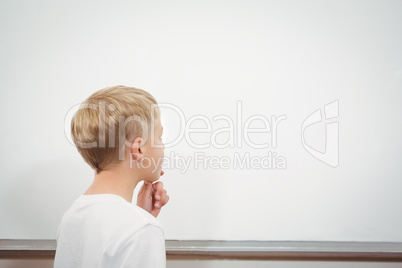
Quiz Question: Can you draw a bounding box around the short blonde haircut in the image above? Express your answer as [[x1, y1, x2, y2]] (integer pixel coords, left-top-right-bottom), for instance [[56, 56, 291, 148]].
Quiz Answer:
[[71, 85, 160, 173]]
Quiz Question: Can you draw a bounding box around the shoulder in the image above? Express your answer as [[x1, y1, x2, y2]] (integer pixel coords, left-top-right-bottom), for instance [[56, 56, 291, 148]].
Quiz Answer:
[[56, 195, 166, 267], [111, 198, 162, 231], [61, 194, 162, 234]]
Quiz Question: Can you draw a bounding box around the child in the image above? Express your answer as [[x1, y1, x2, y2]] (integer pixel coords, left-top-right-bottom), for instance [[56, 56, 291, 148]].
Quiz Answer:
[[54, 85, 169, 267]]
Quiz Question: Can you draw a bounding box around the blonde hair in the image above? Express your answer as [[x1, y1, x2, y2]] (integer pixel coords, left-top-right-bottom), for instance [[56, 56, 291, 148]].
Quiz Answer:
[[71, 85, 160, 173]]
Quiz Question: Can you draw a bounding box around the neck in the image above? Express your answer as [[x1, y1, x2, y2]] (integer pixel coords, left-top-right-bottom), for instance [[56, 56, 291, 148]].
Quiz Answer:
[[84, 167, 140, 203]]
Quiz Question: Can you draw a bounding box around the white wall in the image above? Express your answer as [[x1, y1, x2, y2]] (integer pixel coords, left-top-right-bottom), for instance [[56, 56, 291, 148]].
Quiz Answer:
[[0, 0, 401, 241]]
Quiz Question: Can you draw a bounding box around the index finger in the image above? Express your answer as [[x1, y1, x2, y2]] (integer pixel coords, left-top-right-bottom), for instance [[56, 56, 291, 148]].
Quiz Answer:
[[152, 181, 165, 200], [152, 181, 164, 192]]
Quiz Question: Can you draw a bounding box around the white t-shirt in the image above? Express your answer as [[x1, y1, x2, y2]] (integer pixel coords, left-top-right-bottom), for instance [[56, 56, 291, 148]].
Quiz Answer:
[[54, 194, 166, 268]]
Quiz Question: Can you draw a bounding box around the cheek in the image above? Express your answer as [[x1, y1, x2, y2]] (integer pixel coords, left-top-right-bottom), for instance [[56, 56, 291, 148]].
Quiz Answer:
[[154, 147, 164, 161], [160, 149, 165, 166], [154, 141, 163, 154], [160, 148, 164, 159]]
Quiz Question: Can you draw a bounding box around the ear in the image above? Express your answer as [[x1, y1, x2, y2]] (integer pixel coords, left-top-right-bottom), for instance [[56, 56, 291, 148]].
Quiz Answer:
[[130, 136, 143, 162]]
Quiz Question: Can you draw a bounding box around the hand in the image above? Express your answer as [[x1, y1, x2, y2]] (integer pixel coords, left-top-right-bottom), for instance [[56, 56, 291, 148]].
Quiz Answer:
[[136, 171, 169, 218]]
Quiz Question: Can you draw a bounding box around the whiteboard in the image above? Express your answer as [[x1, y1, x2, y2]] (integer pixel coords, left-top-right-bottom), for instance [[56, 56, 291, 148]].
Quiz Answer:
[[0, 0, 401, 242]]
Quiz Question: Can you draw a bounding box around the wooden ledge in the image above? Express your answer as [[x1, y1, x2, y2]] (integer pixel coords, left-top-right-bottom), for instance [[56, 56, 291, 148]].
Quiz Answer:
[[1, 240, 402, 261]]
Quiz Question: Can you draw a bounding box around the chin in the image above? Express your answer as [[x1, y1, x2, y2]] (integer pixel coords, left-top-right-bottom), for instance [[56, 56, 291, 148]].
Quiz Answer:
[[148, 175, 160, 183]]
